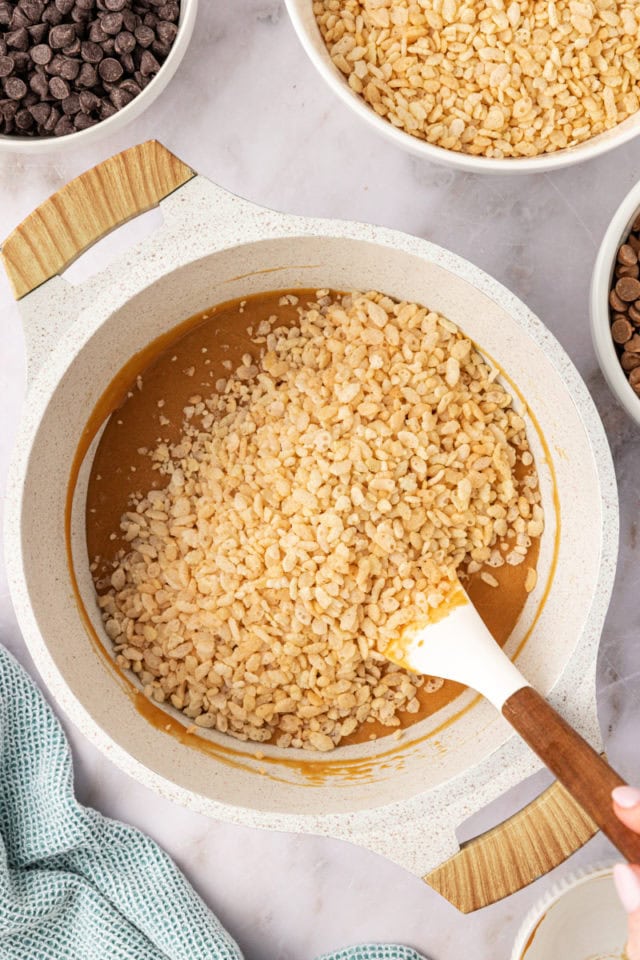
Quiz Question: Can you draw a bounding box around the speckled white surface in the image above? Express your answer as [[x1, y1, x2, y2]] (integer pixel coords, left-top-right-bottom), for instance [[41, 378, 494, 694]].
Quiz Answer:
[[1, 3, 640, 959]]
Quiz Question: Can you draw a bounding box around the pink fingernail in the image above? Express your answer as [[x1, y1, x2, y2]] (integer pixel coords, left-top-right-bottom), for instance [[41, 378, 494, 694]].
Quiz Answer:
[[612, 786, 640, 809], [614, 864, 640, 914]]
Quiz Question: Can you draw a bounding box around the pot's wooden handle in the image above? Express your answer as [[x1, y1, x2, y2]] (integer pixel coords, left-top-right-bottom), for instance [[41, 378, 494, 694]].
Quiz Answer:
[[425, 777, 598, 912], [502, 686, 640, 860], [1, 140, 195, 300]]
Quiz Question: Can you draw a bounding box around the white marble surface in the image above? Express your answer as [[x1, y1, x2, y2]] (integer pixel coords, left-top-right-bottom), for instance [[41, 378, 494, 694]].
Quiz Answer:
[[1, 2, 640, 958]]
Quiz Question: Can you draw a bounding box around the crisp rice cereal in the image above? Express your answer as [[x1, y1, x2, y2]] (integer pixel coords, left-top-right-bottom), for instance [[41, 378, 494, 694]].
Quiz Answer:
[[314, 0, 640, 159], [97, 291, 543, 750]]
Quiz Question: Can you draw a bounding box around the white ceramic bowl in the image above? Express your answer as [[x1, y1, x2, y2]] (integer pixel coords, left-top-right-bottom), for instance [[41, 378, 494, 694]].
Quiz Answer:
[[592, 183, 640, 427], [285, 0, 640, 175], [1, 143, 618, 910], [511, 864, 626, 960], [0, 0, 198, 155]]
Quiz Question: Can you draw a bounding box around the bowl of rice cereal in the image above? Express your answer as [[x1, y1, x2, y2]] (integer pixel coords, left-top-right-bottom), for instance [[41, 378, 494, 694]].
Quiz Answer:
[[286, 0, 640, 172]]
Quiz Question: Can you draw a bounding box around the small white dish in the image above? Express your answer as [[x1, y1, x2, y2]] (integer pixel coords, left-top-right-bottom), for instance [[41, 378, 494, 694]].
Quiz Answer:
[[511, 864, 627, 960], [591, 182, 640, 427], [0, 0, 198, 155]]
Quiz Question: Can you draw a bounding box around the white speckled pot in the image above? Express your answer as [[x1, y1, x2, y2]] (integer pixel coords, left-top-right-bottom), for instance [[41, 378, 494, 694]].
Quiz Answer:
[[3, 145, 618, 903]]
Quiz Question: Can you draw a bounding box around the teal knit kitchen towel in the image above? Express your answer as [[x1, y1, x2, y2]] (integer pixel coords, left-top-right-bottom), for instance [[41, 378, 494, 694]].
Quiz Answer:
[[0, 644, 427, 960]]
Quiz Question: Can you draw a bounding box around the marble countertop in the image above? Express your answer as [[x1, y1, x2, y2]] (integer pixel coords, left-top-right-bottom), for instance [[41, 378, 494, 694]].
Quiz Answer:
[[1, 2, 640, 958]]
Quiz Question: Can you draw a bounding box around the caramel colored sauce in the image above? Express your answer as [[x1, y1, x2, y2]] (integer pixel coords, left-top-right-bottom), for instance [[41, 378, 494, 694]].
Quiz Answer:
[[85, 289, 540, 749]]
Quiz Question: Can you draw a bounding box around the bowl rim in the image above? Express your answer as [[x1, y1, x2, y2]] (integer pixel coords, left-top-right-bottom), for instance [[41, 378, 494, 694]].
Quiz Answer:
[[591, 180, 640, 427], [0, 0, 198, 154], [510, 862, 620, 960], [284, 0, 640, 174]]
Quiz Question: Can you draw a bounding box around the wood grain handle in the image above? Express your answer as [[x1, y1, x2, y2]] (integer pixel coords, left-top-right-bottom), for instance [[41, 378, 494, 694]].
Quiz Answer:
[[503, 686, 640, 861], [1, 140, 195, 300], [425, 777, 599, 912]]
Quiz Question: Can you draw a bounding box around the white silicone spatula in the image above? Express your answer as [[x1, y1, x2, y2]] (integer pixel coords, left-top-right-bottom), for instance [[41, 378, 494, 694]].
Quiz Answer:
[[384, 580, 640, 862]]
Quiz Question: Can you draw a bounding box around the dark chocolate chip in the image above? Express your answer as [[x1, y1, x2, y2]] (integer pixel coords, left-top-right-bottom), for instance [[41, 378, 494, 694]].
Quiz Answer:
[[15, 106, 34, 129], [49, 23, 76, 48], [100, 11, 123, 33], [59, 57, 81, 79], [31, 43, 52, 64], [76, 61, 96, 86], [134, 23, 154, 46], [62, 37, 81, 55], [49, 75, 70, 98], [6, 27, 30, 50], [139, 48, 159, 75], [0, 55, 14, 77], [81, 40, 103, 62], [98, 56, 122, 80], [4, 76, 28, 99], [61, 91, 81, 113], [28, 100, 51, 122], [29, 70, 49, 96], [74, 109, 96, 128], [54, 0, 75, 12], [156, 19, 177, 43], [114, 30, 135, 54]]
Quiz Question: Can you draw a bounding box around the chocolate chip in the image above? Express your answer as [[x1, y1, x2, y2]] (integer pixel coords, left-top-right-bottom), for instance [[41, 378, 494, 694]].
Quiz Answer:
[[42, 5, 64, 24], [48, 74, 70, 97], [4, 76, 28, 99], [615, 277, 640, 302], [15, 106, 34, 128], [105, 0, 127, 8], [139, 48, 158, 75], [53, 112, 73, 134], [11, 8, 32, 29], [28, 100, 50, 122], [61, 90, 81, 112], [0, 54, 14, 76], [622, 350, 640, 371], [0, 3, 12, 27], [121, 9, 137, 30], [134, 23, 153, 46], [59, 57, 80, 79], [49, 23, 75, 47], [114, 29, 135, 53], [626, 333, 640, 354], [55, 0, 75, 12], [157, 2, 178, 20], [21, 1, 45, 22], [28, 23, 48, 43], [31, 42, 52, 63], [100, 11, 123, 33], [76, 60, 96, 85], [29, 70, 49, 96], [88, 20, 107, 41], [612, 318, 633, 344], [98, 55, 122, 80], [81, 39, 103, 61], [629, 367, 640, 393], [73, 109, 96, 128], [12, 50, 30, 70], [617, 243, 637, 266], [62, 36, 81, 55], [99, 98, 116, 118], [616, 263, 639, 279], [155, 19, 176, 44], [108, 82, 132, 108], [42, 103, 59, 129], [6, 27, 30, 50]]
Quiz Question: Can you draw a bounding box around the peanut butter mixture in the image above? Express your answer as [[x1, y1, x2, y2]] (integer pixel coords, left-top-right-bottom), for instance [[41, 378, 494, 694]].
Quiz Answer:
[[87, 289, 541, 750]]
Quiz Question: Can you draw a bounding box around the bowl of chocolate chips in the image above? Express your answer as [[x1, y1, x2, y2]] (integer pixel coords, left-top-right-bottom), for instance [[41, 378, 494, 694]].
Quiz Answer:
[[592, 182, 640, 427], [0, 0, 197, 149]]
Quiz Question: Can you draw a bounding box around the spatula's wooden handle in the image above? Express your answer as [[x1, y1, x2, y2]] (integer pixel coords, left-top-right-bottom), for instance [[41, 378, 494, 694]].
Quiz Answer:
[[503, 686, 640, 861]]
